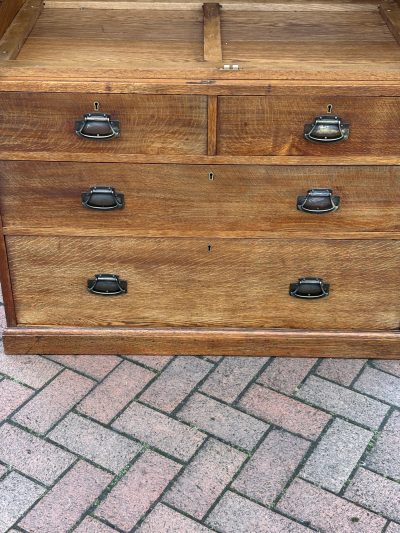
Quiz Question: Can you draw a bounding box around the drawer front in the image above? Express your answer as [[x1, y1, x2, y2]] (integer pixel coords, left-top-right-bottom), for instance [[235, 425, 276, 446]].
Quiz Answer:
[[1, 162, 398, 236], [0, 93, 207, 155], [218, 96, 400, 156], [6, 236, 399, 331]]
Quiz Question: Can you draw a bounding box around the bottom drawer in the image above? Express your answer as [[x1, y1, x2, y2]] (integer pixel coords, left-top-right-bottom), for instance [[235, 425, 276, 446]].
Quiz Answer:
[[6, 236, 399, 331]]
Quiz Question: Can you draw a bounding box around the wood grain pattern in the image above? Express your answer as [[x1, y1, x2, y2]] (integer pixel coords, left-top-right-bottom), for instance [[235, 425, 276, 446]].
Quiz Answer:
[[0, 0, 43, 60], [0, 93, 208, 156], [203, 3, 222, 62], [6, 236, 400, 331], [0, 162, 399, 237], [380, 0, 400, 46], [3, 327, 399, 358], [218, 96, 400, 156], [207, 96, 218, 155], [0, 226, 17, 327], [0, 0, 25, 40]]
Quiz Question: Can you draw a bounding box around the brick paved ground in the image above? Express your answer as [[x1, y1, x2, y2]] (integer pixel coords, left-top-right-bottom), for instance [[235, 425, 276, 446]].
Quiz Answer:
[[0, 288, 399, 532]]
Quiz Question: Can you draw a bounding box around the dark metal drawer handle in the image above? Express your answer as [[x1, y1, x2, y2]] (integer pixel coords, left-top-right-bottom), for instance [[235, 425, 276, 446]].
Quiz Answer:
[[87, 274, 127, 296], [304, 115, 349, 143], [81, 186, 124, 210], [289, 278, 330, 299], [75, 113, 120, 140], [297, 188, 340, 214]]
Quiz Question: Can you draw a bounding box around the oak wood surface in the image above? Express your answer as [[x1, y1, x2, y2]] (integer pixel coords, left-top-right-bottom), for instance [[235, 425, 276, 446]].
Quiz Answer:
[[0, 0, 25, 40], [203, 3, 222, 62], [3, 327, 399, 358], [0, 93, 208, 156], [0, 162, 399, 237], [0, 0, 43, 60], [218, 96, 400, 156], [6, 236, 399, 331]]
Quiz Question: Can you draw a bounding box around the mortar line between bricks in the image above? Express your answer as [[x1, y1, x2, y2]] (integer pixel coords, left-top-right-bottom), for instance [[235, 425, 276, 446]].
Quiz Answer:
[[155, 502, 221, 533], [0, 359, 67, 392], [230, 357, 275, 407], [295, 370, 399, 410], [382, 521, 393, 533], [348, 360, 369, 388], [0, 464, 49, 489], [118, 354, 177, 374], [7, 417, 126, 478], [252, 381, 389, 432], [337, 405, 397, 497], [12, 458, 80, 531], [0, 373, 36, 391], [168, 356, 227, 418], [271, 416, 337, 509], [43, 353, 126, 383], [362, 465, 400, 485], [366, 358, 400, 380], [294, 474, 397, 521], [105, 356, 179, 427]]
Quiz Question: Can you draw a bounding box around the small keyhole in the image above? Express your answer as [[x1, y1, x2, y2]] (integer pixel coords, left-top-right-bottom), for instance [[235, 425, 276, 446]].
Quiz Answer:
[[208, 244, 212, 252], [94, 101, 100, 111], [327, 104, 333, 114], [208, 172, 215, 181]]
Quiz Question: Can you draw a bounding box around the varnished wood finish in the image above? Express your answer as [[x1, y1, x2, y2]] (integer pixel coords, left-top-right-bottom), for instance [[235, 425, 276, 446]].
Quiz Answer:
[[0, 162, 399, 237], [203, 3, 222, 62], [218, 96, 400, 156], [4, 327, 399, 359], [0, 0, 399, 357], [6, 236, 399, 331], [0, 0, 25, 39], [0, 0, 43, 60], [0, 93, 208, 156], [380, 1, 400, 46]]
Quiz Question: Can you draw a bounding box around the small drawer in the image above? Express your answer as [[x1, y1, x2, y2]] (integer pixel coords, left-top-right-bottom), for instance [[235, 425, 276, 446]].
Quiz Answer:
[[0, 93, 208, 156], [217, 96, 400, 156], [0, 162, 398, 237], [6, 236, 399, 331]]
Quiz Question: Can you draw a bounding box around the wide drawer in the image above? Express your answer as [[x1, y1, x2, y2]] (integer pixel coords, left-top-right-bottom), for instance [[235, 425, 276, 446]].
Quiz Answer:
[[218, 96, 400, 156], [0, 93, 207, 156], [6, 236, 399, 331], [1, 162, 398, 237]]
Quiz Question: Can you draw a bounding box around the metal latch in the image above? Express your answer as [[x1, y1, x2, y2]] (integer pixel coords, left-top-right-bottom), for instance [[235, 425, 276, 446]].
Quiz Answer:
[[221, 64, 240, 70]]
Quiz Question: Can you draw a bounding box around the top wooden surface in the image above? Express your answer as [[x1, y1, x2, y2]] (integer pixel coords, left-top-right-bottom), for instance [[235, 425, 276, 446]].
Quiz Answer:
[[1, 0, 400, 83]]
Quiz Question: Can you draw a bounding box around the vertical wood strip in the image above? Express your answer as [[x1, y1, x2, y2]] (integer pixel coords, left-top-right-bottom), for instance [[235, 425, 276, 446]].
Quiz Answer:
[[0, 0, 43, 60], [0, 0, 25, 40], [379, 1, 400, 47], [0, 224, 17, 327], [207, 95, 218, 155], [203, 2, 222, 63]]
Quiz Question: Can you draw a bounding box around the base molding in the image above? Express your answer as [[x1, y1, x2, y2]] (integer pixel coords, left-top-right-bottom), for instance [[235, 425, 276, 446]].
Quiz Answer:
[[3, 327, 399, 358]]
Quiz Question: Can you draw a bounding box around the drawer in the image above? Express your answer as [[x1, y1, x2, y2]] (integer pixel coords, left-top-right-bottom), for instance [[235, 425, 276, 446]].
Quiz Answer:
[[0, 93, 207, 156], [6, 236, 399, 331], [217, 96, 400, 156], [1, 162, 398, 237]]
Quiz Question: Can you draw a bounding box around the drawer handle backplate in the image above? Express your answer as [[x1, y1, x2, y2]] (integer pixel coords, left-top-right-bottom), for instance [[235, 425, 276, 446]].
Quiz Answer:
[[81, 186, 124, 210], [75, 113, 120, 140], [87, 274, 127, 296], [304, 114, 349, 143], [297, 188, 340, 214], [289, 277, 330, 299]]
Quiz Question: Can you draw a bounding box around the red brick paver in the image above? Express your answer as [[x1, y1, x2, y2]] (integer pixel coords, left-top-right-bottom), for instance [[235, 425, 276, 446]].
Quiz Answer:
[[163, 438, 246, 519], [13, 369, 95, 434], [1, 293, 400, 533], [20, 461, 112, 533], [78, 360, 155, 423], [95, 450, 181, 531], [0, 423, 75, 485], [277, 477, 386, 533], [239, 383, 331, 440]]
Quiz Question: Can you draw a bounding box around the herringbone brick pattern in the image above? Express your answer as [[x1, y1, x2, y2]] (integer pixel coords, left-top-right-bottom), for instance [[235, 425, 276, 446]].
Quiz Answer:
[[0, 289, 399, 532]]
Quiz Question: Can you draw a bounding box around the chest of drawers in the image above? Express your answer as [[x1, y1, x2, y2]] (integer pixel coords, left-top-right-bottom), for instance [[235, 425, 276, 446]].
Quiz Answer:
[[0, 0, 399, 358]]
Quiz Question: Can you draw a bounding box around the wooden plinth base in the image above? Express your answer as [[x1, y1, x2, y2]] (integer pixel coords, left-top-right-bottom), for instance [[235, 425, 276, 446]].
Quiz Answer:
[[3, 327, 399, 359]]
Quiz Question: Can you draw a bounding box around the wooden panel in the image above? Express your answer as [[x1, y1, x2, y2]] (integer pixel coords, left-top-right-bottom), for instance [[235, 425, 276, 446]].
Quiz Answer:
[[0, 0, 24, 39], [380, 1, 400, 47], [203, 3, 222, 62], [6, 236, 400, 331], [218, 96, 400, 156], [0, 93, 208, 156], [0, 0, 43, 60], [0, 162, 399, 237], [4, 327, 400, 358]]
